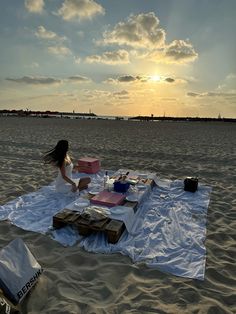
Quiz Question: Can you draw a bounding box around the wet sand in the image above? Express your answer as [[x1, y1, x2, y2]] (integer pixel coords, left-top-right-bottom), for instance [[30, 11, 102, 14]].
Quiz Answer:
[[0, 117, 235, 314]]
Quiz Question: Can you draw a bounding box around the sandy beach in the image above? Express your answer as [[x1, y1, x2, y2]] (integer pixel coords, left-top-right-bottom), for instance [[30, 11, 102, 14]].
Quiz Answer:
[[0, 116, 235, 314]]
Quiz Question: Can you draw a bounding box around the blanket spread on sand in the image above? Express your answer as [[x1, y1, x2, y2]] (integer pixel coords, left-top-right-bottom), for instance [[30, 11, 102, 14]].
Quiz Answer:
[[0, 170, 212, 280]]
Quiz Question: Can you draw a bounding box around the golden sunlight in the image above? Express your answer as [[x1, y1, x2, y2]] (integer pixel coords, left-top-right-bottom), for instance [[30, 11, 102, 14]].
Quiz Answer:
[[150, 75, 161, 82]]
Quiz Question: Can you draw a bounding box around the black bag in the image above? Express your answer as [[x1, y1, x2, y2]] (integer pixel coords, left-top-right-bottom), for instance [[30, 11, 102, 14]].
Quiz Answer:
[[184, 177, 198, 192]]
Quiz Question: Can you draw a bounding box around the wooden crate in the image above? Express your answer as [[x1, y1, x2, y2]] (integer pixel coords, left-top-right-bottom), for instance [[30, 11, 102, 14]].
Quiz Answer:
[[105, 220, 125, 243], [52, 210, 75, 228], [53, 209, 125, 244]]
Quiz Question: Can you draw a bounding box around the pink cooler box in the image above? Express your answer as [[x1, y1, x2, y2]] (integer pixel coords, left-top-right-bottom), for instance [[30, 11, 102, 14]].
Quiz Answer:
[[78, 157, 100, 174], [90, 190, 125, 207]]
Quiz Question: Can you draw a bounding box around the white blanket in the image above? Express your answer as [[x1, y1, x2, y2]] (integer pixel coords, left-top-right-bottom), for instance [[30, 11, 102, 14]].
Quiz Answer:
[[0, 171, 212, 280]]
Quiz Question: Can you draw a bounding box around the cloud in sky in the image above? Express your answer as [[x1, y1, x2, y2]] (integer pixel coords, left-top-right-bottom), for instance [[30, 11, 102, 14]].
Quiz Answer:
[[103, 75, 138, 84], [118, 75, 137, 83], [113, 90, 129, 96], [25, 0, 44, 13], [187, 91, 236, 98], [186, 92, 199, 97], [105, 74, 177, 84], [2, 1, 235, 117], [164, 40, 198, 63], [142, 40, 198, 64], [6, 76, 61, 85], [68, 75, 91, 82], [113, 90, 129, 99], [6, 75, 92, 85], [101, 12, 197, 65], [85, 49, 130, 65], [47, 45, 72, 56], [35, 26, 66, 41], [82, 89, 110, 99], [103, 12, 165, 49], [165, 78, 175, 83], [57, 0, 105, 21], [82, 89, 129, 101]]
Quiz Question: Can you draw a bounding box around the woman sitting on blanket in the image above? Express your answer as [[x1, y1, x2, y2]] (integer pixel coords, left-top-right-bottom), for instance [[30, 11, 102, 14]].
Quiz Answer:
[[43, 140, 91, 193]]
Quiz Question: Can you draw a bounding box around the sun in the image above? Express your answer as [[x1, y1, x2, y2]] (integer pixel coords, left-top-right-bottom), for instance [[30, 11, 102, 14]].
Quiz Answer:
[[150, 75, 161, 82]]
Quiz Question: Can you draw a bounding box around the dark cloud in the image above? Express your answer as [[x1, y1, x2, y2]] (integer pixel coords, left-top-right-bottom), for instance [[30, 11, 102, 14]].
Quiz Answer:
[[187, 91, 236, 98], [105, 74, 184, 85], [113, 90, 129, 96], [6, 76, 61, 84], [136, 75, 149, 82], [206, 92, 236, 97], [68, 75, 90, 82], [165, 77, 175, 83], [187, 92, 200, 97], [118, 75, 137, 82]]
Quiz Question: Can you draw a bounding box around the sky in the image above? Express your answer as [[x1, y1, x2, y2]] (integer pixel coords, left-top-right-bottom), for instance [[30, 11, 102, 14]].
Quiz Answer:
[[0, 0, 236, 117]]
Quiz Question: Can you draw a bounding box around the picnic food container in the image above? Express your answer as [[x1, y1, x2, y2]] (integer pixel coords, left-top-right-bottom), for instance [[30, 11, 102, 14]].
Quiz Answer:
[[78, 157, 100, 174], [90, 190, 125, 207], [113, 180, 130, 193]]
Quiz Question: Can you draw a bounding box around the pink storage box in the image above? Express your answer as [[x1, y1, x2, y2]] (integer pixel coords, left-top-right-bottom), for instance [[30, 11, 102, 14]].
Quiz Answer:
[[90, 190, 125, 207], [78, 157, 100, 174]]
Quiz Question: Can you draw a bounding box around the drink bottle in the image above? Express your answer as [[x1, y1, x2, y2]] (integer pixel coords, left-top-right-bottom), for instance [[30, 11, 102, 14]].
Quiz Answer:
[[104, 171, 109, 189]]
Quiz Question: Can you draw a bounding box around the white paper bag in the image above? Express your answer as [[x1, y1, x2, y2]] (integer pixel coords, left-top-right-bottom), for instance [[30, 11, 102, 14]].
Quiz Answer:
[[0, 238, 42, 305]]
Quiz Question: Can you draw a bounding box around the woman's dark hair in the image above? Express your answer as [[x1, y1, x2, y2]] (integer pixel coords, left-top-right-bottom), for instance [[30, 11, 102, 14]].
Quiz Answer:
[[43, 140, 69, 168]]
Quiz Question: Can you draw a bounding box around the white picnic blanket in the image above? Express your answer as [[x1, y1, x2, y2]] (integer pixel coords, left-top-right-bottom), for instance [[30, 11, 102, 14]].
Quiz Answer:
[[0, 170, 212, 280]]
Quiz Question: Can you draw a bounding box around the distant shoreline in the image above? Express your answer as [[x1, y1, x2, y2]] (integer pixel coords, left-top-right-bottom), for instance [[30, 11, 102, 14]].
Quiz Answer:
[[0, 109, 97, 118], [129, 115, 236, 123], [0, 109, 235, 122]]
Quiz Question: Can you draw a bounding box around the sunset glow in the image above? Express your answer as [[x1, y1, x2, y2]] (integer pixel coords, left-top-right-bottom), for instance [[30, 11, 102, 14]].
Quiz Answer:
[[150, 75, 161, 82], [0, 0, 235, 117]]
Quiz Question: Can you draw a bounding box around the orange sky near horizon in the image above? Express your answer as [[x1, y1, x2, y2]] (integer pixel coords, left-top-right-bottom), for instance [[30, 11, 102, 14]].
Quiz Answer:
[[0, 0, 235, 118]]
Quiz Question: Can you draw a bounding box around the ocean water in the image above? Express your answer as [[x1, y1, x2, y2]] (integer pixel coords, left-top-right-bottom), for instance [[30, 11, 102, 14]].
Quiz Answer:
[[0, 117, 235, 313]]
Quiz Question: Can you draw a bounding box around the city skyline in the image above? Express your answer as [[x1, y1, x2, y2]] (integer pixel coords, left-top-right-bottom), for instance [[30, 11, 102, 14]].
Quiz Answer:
[[0, 0, 236, 117]]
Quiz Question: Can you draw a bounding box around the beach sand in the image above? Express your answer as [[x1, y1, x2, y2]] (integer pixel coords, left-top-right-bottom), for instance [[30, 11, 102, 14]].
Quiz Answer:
[[0, 116, 235, 314]]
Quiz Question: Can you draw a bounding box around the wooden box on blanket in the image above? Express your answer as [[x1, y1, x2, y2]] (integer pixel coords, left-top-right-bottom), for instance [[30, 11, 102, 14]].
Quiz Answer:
[[90, 190, 125, 207], [52, 210, 79, 228], [52, 209, 125, 244], [105, 220, 125, 243], [77, 157, 100, 174]]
